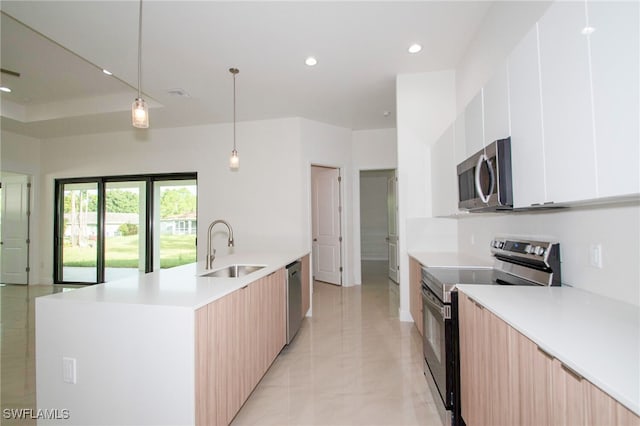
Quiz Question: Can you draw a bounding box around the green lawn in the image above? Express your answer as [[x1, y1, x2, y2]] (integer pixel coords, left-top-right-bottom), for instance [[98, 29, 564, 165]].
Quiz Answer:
[[63, 234, 196, 269]]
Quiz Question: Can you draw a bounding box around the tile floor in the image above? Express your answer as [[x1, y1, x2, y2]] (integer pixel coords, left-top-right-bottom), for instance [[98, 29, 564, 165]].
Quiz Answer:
[[232, 261, 443, 425], [0, 262, 442, 425]]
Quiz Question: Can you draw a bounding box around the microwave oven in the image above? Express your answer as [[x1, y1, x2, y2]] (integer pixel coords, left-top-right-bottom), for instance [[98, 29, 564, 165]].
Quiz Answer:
[[457, 137, 513, 211]]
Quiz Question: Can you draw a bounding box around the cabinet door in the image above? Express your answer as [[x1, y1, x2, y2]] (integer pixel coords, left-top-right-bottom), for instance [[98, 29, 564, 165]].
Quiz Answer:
[[431, 125, 457, 217], [517, 335, 554, 425], [301, 255, 310, 317], [589, 1, 640, 198], [539, 1, 597, 203], [508, 25, 547, 208], [551, 359, 587, 425], [483, 62, 510, 146], [465, 91, 485, 157], [459, 292, 489, 425], [454, 112, 467, 165], [409, 257, 423, 336]]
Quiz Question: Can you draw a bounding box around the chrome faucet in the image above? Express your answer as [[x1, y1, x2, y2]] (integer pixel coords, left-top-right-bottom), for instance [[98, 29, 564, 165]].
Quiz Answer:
[[206, 219, 234, 269]]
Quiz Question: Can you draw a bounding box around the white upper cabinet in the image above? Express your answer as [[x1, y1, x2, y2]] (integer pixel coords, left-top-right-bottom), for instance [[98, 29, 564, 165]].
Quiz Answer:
[[454, 112, 467, 166], [431, 125, 457, 217], [482, 62, 510, 146], [538, 1, 598, 203], [464, 91, 485, 157], [589, 1, 640, 198], [508, 25, 547, 208]]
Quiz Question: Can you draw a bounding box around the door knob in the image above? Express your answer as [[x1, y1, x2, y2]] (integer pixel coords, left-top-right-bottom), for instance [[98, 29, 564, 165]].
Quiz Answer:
[[313, 238, 318, 242]]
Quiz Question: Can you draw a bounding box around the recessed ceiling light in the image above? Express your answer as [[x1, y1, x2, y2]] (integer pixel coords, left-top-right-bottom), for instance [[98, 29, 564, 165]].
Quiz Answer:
[[581, 26, 595, 35], [408, 43, 422, 54], [305, 56, 318, 66], [102, 69, 113, 76], [0, 86, 12, 93]]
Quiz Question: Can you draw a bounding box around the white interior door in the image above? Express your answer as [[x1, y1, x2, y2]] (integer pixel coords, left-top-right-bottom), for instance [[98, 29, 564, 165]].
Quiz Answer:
[[387, 172, 399, 283], [1, 174, 30, 284], [312, 166, 342, 285]]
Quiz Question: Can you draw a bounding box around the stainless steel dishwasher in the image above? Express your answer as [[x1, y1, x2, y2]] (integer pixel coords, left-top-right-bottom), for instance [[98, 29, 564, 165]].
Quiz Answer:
[[286, 260, 302, 344]]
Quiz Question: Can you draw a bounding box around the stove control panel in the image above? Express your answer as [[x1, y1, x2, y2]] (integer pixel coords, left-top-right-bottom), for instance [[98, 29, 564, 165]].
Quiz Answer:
[[490, 237, 558, 263]]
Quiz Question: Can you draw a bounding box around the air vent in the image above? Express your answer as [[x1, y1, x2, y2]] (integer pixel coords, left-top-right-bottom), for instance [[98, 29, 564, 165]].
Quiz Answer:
[[167, 88, 190, 97]]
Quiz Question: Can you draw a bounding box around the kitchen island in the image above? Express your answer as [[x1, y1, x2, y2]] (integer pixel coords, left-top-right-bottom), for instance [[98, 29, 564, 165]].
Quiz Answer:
[[35, 250, 310, 426]]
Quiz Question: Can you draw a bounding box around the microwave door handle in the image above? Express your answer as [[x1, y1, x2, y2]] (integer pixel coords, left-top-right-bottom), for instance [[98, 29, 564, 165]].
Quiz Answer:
[[474, 154, 495, 204]]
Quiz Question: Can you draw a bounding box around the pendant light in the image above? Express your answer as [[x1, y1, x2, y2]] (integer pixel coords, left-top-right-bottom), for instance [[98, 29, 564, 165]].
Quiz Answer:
[[229, 67, 240, 169], [132, 0, 149, 128]]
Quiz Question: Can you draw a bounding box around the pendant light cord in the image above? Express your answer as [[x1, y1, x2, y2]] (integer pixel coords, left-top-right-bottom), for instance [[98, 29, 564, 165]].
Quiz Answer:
[[230, 68, 239, 151], [137, 0, 143, 99]]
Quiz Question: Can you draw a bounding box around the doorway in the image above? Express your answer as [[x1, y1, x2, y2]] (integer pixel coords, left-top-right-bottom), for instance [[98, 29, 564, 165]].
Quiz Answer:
[[0, 172, 31, 285], [359, 169, 398, 284], [311, 165, 342, 286]]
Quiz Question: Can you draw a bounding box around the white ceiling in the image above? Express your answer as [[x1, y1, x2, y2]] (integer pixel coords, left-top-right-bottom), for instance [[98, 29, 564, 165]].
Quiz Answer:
[[0, 1, 494, 139]]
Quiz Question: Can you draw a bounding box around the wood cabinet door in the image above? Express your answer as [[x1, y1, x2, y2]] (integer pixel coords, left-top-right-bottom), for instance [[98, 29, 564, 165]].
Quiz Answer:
[[409, 257, 423, 336], [516, 334, 554, 426], [459, 292, 486, 425], [301, 255, 311, 317]]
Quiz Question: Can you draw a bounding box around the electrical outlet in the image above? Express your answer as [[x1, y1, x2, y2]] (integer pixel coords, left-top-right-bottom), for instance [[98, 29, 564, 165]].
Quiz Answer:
[[589, 244, 603, 269], [63, 357, 77, 384]]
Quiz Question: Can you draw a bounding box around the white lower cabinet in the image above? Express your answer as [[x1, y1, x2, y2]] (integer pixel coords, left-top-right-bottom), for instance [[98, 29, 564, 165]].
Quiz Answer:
[[458, 292, 640, 426]]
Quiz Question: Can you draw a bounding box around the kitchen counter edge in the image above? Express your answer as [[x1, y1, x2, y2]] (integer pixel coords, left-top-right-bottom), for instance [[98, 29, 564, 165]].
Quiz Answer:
[[37, 250, 310, 310]]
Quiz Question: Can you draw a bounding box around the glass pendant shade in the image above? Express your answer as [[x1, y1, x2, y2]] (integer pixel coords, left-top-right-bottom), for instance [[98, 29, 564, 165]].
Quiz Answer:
[[229, 149, 240, 169], [132, 97, 149, 128]]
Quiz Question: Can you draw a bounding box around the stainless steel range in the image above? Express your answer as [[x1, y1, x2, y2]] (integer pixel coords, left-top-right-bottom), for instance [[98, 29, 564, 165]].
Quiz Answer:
[[421, 237, 561, 426]]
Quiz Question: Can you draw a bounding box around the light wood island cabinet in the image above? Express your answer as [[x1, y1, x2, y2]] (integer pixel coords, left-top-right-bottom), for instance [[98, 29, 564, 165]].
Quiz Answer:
[[195, 268, 286, 426], [301, 254, 310, 317], [409, 256, 423, 336], [458, 291, 640, 426]]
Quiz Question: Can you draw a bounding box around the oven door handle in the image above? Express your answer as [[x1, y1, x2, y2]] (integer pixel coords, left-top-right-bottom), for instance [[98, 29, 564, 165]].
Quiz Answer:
[[421, 287, 451, 319]]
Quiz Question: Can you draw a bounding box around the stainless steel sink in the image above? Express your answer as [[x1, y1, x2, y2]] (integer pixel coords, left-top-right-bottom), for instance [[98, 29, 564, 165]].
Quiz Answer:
[[200, 264, 265, 278]]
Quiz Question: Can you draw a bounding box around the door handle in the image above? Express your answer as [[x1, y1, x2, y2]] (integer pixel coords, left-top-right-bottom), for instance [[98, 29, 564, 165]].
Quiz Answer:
[[385, 237, 390, 242], [313, 238, 317, 242]]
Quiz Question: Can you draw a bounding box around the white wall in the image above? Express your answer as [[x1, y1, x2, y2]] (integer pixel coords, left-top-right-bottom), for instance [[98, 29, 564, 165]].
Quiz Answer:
[[37, 118, 305, 284], [457, 203, 640, 305], [1, 130, 42, 284], [396, 71, 456, 321], [351, 128, 397, 284]]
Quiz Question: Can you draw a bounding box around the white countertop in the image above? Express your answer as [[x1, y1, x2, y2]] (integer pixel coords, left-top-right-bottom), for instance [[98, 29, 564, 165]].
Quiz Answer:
[[457, 284, 640, 415], [41, 250, 309, 310], [408, 251, 493, 269]]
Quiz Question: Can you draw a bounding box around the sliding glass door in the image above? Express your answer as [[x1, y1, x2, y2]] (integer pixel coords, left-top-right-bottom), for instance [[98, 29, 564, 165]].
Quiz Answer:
[[58, 182, 99, 283], [54, 173, 196, 284], [104, 181, 146, 282]]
